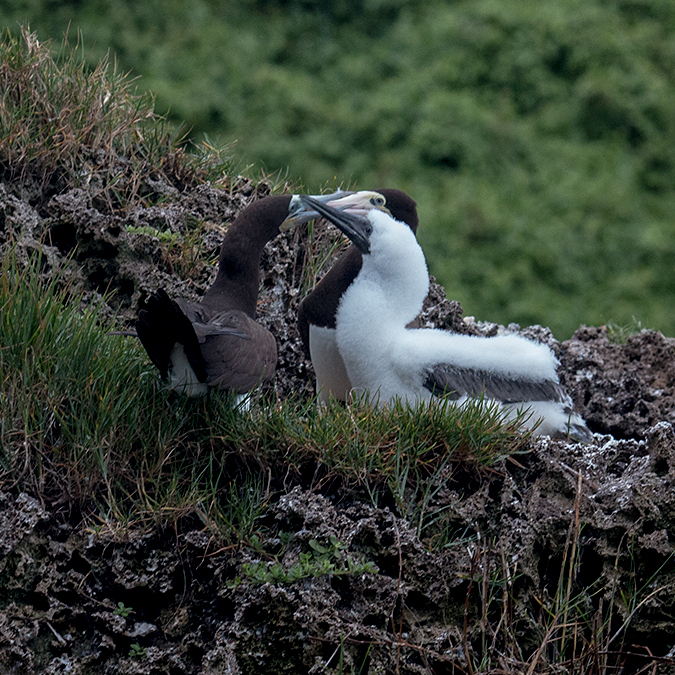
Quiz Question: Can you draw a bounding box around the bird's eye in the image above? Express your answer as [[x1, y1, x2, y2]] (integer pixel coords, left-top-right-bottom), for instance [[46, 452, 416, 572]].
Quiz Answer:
[[371, 195, 386, 207], [288, 196, 302, 214]]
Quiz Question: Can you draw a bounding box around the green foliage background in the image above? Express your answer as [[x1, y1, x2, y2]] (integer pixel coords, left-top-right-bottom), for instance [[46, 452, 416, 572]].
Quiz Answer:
[[3, 0, 675, 338]]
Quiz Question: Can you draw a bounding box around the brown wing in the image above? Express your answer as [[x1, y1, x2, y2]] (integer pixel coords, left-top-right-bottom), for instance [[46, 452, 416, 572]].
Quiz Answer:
[[199, 310, 277, 393], [423, 363, 566, 403], [137, 290, 207, 382]]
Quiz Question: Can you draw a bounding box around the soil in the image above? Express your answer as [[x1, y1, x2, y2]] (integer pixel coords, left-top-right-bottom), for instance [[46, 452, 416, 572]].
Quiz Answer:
[[1, 178, 675, 674]]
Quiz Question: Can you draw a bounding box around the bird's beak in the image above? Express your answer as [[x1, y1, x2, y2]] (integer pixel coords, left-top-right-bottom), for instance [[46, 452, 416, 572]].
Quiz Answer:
[[280, 189, 354, 231], [311, 190, 391, 219], [299, 195, 372, 254]]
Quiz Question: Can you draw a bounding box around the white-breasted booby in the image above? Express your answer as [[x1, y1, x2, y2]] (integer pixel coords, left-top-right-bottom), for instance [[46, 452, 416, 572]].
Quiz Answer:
[[297, 192, 593, 441], [282, 189, 419, 403], [136, 193, 343, 397]]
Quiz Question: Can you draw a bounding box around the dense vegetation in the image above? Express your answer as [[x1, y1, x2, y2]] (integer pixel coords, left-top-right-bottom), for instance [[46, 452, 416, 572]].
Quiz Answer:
[[3, 0, 675, 337], [1, 247, 524, 535]]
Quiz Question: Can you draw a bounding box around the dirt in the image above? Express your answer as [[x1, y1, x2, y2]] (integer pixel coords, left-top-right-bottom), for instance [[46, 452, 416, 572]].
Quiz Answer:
[[2, 178, 675, 674]]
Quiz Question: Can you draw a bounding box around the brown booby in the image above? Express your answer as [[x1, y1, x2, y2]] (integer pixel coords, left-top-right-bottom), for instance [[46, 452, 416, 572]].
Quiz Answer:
[[136, 193, 344, 398], [282, 189, 419, 402], [295, 192, 592, 441]]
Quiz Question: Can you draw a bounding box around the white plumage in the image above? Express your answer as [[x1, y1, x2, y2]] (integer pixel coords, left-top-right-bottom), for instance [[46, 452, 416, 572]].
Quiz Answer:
[[284, 188, 420, 403], [307, 323, 353, 402], [301, 193, 592, 441]]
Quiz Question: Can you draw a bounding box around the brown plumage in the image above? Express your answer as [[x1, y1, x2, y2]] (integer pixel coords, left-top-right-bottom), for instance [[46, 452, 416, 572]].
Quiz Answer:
[[136, 195, 293, 397]]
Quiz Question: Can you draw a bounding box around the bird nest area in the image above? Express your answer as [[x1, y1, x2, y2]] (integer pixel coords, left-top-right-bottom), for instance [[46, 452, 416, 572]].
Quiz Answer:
[[2, 30, 675, 675]]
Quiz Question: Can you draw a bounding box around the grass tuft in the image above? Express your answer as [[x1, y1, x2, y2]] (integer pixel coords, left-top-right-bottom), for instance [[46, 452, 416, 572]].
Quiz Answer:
[[0, 251, 529, 543], [605, 317, 646, 344], [0, 26, 237, 209]]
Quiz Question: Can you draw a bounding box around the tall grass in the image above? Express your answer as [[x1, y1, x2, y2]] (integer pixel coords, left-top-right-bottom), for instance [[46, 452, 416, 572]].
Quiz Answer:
[[1, 249, 165, 506], [458, 474, 673, 675], [0, 26, 236, 208], [0, 251, 528, 540]]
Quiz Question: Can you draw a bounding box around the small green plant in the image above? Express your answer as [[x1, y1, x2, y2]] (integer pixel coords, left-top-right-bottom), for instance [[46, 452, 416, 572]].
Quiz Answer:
[[113, 602, 134, 618], [125, 225, 181, 243], [128, 642, 146, 659], [127, 219, 214, 278], [279, 531, 295, 547], [606, 317, 646, 344], [238, 534, 378, 586], [309, 534, 346, 557]]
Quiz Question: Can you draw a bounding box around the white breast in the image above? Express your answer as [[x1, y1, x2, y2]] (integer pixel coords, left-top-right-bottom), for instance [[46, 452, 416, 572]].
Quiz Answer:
[[309, 324, 352, 403]]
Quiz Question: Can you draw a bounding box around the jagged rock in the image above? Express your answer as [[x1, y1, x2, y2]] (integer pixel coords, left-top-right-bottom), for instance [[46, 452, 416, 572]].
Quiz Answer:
[[2, 175, 675, 672]]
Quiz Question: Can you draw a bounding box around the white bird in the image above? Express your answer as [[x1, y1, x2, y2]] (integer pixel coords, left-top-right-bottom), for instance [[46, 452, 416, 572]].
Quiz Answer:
[[282, 189, 419, 403], [298, 192, 593, 441]]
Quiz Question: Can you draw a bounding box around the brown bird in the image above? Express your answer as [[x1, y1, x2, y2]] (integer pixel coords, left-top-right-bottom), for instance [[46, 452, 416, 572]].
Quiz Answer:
[[136, 193, 344, 399]]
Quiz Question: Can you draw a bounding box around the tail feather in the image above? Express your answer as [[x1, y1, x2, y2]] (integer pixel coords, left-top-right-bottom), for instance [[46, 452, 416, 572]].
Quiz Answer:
[[135, 289, 206, 382], [565, 414, 594, 444]]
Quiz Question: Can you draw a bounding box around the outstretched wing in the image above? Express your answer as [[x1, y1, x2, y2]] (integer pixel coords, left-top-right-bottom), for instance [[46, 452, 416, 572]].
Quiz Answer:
[[423, 363, 567, 403]]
